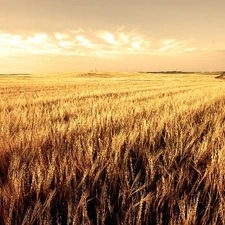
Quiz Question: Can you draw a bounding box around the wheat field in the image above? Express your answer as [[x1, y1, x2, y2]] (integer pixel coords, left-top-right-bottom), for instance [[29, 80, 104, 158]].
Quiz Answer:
[[0, 72, 225, 224]]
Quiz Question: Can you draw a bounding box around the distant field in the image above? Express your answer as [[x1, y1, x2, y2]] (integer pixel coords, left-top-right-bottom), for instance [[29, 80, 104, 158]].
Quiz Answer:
[[0, 72, 225, 224]]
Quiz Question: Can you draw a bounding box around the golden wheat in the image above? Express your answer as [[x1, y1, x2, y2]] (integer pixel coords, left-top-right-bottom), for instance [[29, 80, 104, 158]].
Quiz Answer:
[[0, 72, 225, 224]]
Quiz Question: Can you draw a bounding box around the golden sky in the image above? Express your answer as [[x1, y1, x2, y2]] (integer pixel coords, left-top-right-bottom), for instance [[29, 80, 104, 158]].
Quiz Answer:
[[1, 0, 225, 73]]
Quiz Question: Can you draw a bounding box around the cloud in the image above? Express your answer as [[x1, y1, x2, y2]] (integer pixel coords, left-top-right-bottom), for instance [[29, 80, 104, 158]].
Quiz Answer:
[[0, 29, 153, 58], [202, 47, 210, 51], [55, 33, 69, 41], [58, 41, 75, 49], [160, 40, 182, 52], [27, 33, 49, 44], [99, 32, 119, 46], [183, 47, 196, 52], [156, 39, 205, 55], [0, 29, 219, 60], [98, 30, 151, 54], [71, 29, 84, 34], [76, 35, 92, 47]]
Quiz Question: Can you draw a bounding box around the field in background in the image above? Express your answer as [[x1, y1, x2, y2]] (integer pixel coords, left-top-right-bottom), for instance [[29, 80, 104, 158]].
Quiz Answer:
[[0, 72, 225, 224]]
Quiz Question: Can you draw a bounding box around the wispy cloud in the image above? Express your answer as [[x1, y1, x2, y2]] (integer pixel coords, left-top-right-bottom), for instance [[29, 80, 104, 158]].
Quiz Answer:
[[0, 29, 152, 58], [55, 33, 69, 41], [76, 35, 92, 47], [0, 29, 220, 59], [160, 40, 182, 52], [158, 39, 197, 55], [98, 30, 152, 55], [99, 32, 119, 46]]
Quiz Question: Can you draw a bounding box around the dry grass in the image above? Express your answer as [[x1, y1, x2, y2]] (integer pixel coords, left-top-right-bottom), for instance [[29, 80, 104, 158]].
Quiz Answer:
[[0, 72, 225, 224]]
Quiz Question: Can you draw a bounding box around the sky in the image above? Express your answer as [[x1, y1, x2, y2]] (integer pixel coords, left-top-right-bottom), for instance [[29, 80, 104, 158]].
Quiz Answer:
[[0, 0, 225, 73]]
